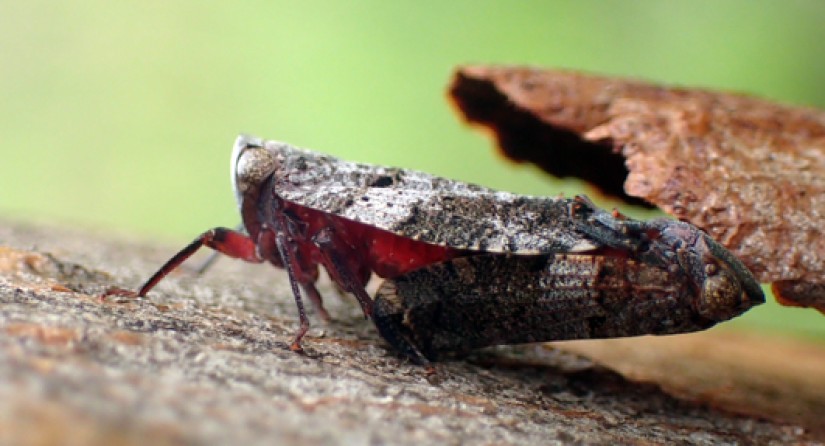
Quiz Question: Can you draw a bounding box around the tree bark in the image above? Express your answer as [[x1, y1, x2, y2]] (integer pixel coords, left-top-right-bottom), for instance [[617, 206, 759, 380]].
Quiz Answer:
[[0, 220, 821, 445]]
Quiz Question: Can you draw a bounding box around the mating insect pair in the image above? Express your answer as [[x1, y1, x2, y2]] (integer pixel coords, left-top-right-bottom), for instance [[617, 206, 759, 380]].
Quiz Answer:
[[109, 135, 763, 365]]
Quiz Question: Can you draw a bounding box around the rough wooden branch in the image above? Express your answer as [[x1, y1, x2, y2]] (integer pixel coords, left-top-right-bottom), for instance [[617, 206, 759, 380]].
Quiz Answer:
[[0, 220, 821, 444]]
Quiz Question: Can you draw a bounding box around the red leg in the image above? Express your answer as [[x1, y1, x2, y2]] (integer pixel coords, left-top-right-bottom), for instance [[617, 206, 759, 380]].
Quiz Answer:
[[104, 227, 262, 300], [312, 227, 374, 318], [191, 223, 248, 276], [259, 226, 311, 352], [268, 238, 329, 322], [302, 282, 331, 322]]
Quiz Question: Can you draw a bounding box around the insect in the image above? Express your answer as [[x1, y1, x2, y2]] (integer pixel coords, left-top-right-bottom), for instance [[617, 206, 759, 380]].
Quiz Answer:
[[110, 135, 764, 362], [371, 196, 764, 364], [109, 135, 763, 356], [374, 244, 764, 365], [568, 195, 765, 312]]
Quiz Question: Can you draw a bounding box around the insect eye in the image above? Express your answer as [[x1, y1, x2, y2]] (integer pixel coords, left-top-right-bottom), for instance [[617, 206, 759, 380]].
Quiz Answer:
[[235, 147, 277, 194], [698, 265, 743, 321]]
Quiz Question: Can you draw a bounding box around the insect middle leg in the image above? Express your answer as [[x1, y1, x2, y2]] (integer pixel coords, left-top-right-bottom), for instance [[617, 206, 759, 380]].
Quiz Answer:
[[256, 226, 316, 352]]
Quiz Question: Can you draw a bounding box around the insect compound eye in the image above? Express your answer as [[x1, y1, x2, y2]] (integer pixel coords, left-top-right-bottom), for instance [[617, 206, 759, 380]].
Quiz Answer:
[[233, 144, 277, 197], [697, 260, 745, 321]]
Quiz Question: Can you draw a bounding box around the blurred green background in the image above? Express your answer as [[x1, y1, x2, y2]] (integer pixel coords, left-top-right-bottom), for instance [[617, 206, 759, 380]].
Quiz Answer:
[[1, 1, 823, 339]]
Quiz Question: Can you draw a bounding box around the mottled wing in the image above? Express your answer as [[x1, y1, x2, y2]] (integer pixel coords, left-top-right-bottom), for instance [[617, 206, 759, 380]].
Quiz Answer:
[[267, 140, 598, 254], [373, 254, 728, 362]]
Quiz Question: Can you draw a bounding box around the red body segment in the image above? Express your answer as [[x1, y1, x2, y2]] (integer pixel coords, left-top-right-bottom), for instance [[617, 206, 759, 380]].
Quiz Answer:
[[112, 194, 468, 352], [279, 199, 464, 281]]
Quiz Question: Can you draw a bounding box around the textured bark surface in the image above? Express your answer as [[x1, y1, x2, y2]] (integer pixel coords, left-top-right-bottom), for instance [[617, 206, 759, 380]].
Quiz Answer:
[[0, 220, 823, 445], [449, 66, 825, 312]]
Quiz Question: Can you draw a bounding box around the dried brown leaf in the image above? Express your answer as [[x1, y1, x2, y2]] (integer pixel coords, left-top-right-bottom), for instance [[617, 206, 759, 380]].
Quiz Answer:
[[449, 65, 825, 312]]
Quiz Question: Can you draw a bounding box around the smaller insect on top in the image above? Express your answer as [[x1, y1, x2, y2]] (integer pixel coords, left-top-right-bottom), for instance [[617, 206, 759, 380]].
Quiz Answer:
[[228, 136, 605, 255]]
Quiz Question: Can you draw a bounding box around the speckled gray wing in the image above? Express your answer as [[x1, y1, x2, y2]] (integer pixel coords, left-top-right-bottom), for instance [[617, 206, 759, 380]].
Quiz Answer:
[[265, 140, 598, 253], [373, 254, 717, 363]]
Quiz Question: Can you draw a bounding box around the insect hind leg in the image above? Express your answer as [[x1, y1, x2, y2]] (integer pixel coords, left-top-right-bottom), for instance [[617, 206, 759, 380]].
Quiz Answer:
[[102, 227, 262, 300], [312, 227, 374, 318], [373, 289, 432, 366]]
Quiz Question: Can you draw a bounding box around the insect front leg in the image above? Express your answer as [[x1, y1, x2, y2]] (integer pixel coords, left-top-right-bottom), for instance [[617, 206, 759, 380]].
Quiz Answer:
[[569, 195, 651, 254], [312, 227, 374, 318]]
